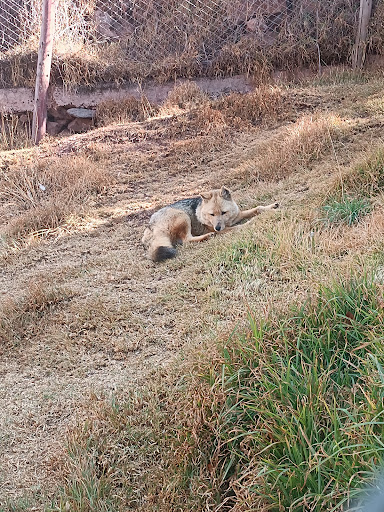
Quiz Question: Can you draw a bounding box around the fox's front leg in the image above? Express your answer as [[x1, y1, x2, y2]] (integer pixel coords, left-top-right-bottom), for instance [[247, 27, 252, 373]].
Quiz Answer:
[[185, 232, 214, 243], [233, 202, 279, 224]]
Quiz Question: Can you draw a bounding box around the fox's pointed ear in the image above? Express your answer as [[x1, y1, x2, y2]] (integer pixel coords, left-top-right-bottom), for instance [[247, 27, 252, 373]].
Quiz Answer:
[[220, 186, 232, 200], [200, 191, 213, 201]]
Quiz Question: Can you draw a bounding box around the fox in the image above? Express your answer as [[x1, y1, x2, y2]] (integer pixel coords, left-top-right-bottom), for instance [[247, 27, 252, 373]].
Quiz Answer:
[[142, 186, 279, 262]]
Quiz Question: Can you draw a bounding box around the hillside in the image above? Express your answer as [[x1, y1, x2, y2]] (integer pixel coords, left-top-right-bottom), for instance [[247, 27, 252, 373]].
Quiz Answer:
[[1, 73, 384, 510]]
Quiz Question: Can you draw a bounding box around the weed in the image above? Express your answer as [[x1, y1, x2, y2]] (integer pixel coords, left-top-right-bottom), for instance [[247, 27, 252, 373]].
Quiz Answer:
[[211, 86, 283, 127], [0, 113, 32, 151], [163, 82, 209, 110], [309, 69, 369, 87], [0, 498, 37, 512], [234, 114, 345, 182], [320, 196, 372, 226], [261, 114, 343, 178], [48, 391, 168, 512]]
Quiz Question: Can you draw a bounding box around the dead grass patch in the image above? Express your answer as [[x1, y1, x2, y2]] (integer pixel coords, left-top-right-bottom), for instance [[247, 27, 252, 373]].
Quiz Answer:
[[163, 81, 209, 110], [236, 114, 345, 182], [200, 86, 284, 129], [0, 154, 111, 238], [96, 95, 159, 126], [0, 280, 73, 348], [332, 147, 384, 198], [259, 114, 343, 178], [320, 206, 384, 257], [60, 296, 149, 355], [50, 388, 170, 512], [0, 114, 32, 151]]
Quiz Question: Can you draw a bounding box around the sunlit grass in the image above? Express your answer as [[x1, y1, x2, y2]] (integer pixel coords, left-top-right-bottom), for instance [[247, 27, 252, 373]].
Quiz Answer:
[[199, 275, 384, 511]]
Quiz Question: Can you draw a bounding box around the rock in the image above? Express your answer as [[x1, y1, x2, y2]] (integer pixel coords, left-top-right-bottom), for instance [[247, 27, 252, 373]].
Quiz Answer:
[[48, 105, 74, 121], [46, 119, 68, 135], [67, 108, 96, 119], [67, 118, 93, 133]]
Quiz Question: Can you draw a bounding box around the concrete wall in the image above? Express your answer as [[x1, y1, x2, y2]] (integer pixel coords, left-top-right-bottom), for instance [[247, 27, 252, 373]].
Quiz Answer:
[[0, 75, 253, 113]]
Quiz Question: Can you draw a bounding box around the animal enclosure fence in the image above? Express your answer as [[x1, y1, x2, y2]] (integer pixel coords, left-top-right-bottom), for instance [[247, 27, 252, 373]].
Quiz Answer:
[[0, 0, 378, 72], [0, 0, 382, 142]]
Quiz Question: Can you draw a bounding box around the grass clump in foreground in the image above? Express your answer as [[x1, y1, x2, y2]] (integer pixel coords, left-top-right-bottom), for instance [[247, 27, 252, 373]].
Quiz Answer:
[[194, 274, 384, 511]]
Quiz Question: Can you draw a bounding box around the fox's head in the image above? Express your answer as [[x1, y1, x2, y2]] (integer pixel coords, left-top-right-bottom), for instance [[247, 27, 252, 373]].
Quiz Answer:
[[199, 186, 239, 232]]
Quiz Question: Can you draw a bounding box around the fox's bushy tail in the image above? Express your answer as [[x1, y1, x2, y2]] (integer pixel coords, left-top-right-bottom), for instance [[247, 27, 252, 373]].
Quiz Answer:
[[152, 245, 177, 262], [148, 231, 178, 261]]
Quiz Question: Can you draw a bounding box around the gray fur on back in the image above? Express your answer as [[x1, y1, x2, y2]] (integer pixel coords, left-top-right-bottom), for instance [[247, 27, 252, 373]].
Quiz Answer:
[[156, 196, 208, 236]]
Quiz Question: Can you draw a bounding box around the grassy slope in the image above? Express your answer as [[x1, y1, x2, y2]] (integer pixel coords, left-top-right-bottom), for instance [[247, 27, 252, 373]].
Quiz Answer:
[[1, 73, 384, 511]]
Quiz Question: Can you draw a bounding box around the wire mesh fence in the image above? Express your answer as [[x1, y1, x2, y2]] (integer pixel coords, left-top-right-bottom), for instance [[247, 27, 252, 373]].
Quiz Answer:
[[0, 0, 382, 84], [0, 0, 40, 51]]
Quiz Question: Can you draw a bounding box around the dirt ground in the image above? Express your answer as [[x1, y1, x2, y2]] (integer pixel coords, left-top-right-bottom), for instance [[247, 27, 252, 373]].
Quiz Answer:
[[1, 77, 384, 508]]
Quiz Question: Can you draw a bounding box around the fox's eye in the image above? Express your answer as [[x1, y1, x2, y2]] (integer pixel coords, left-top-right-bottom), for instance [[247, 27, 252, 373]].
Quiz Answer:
[[209, 213, 215, 216], [221, 211, 227, 215]]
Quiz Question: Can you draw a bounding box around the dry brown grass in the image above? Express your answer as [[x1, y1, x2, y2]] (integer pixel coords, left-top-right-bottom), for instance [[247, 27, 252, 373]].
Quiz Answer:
[[184, 85, 285, 136], [212, 86, 284, 126], [0, 153, 111, 238], [163, 81, 210, 110], [329, 147, 384, 199], [0, 0, 375, 88], [2, 78, 384, 511], [232, 113, 346, 183], [96, 95, 159, 126], [0, 280, 73, 347], [256, 114, 344, 179], [0, 113, 32, 151]]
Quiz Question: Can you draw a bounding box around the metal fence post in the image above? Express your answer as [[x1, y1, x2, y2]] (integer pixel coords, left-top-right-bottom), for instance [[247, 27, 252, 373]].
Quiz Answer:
[[352, 0, 373, 70], [32, 0, 56, 145]]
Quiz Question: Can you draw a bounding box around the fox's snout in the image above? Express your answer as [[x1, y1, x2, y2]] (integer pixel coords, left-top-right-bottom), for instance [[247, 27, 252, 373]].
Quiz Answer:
[[214, 223, 222, 232]]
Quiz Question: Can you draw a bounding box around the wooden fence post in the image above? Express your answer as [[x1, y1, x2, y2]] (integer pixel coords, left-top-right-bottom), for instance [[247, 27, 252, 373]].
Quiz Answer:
[[352, 0, 373, 70], [32, 0, 56, 145]]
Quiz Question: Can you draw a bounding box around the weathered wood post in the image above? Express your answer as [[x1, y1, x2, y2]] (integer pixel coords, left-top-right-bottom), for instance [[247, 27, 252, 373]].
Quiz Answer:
[[32, 0, 56, 144], [352, 0, 373, 70]]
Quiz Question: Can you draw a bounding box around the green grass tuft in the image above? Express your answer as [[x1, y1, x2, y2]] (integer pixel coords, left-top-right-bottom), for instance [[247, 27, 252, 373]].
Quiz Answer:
[[198, 275, 384, 511], [320, 196, 372, 226]]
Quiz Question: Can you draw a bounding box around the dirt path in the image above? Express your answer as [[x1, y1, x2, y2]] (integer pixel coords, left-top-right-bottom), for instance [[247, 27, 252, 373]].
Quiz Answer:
[[1, 82, 384, 507]]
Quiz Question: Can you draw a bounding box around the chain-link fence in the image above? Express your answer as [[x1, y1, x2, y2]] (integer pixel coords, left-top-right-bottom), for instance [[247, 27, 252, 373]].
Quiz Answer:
[[1, 0, 383, 86], [0, 0, 39, 51], [89, 0, 359, 64]]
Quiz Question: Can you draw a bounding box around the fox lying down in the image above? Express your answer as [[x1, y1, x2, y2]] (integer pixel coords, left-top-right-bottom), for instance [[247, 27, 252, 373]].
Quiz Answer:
[[142, 186, 279, 262]]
